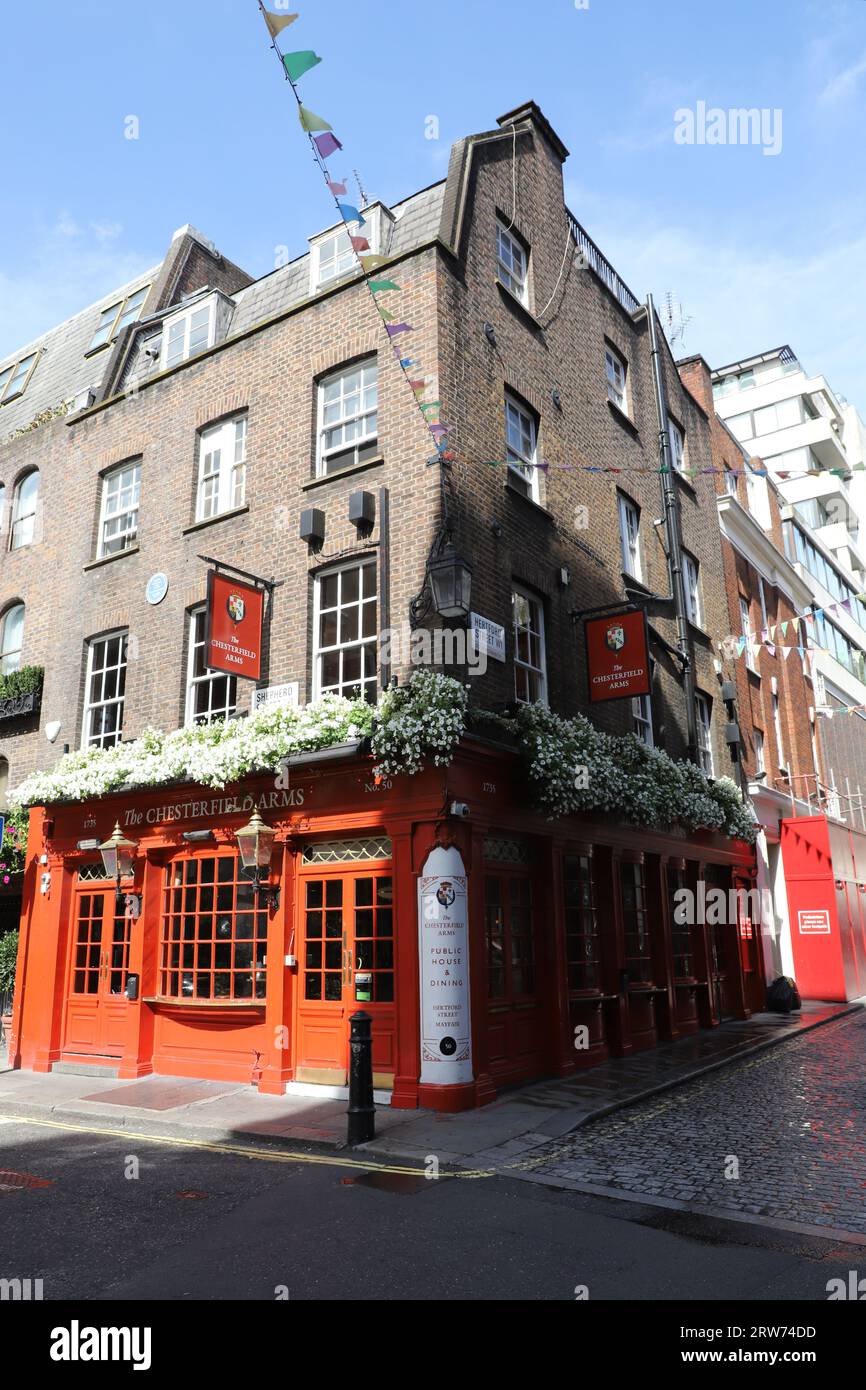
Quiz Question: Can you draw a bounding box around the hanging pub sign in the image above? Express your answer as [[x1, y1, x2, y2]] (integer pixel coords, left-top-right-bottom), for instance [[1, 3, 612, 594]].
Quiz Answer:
[[584, 608, 651, 703], [206, 571, 265, 681]]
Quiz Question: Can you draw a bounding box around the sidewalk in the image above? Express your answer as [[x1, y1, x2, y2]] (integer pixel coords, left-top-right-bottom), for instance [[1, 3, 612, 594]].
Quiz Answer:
[[0, 1000, 858, 1169]]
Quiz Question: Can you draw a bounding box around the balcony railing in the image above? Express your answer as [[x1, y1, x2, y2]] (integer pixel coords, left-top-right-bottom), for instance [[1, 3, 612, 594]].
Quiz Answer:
[[0, 666, 43, 722], [566, 209, 640, 316]]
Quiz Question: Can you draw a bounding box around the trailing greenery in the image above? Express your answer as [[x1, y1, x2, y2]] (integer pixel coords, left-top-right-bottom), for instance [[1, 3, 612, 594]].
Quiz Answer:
[[9, 670, 754, 842], [0, 805, 29, 878], [0, 665, 44, 702], [6, 399, 69, 442], [0, 930, 18, 1002]]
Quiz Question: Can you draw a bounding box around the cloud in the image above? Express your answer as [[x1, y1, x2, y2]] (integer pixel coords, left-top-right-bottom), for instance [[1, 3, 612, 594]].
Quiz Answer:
[[565, 183, 866, 408], [0, 219, 159, 360], [818, 50, 866, 105]]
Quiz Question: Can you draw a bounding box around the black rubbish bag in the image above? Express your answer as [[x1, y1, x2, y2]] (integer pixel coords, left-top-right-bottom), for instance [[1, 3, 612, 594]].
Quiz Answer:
[[766, 975, 802, 1013]]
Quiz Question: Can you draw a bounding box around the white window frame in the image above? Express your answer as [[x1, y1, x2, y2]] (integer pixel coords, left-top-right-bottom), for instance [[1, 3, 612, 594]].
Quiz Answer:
[[89, 286, 150, 351], [316, 361, 378, 477], [512, 585, 547, 705], [10, 470, 39, 550], [0, 351, 39, 404], [0, 604, 25, 676], [773, 693, 787, 774], [82, 631, 128, 750], [740, 596, 757, 674], [196, 416, 247, 522], [185, 606, 238, 726], [605, 346, 628, 413], [313, 559, 378, 703], [632, 693, 654, 747], [162, 301, 214, 371], [758, 577, 769, 630], [682, 551, 703, 627], [753, 729, 765, 775], [496, 220, 528, 305], [312, 226, 357, 289], [98, 460, 141, 558], [724, 467, 738, 497], [618, 493, 642, 580], [668, 419, 686, 473], [505, 394, 539, 502], [695, 693, 714, 775]]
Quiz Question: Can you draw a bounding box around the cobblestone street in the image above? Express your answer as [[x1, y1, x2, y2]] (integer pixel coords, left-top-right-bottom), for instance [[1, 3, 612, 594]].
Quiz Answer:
[[524, 1011, 866, 1236]]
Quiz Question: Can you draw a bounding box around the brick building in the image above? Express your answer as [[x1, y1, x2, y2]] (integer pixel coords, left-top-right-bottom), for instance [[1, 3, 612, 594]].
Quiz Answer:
[[2, 104, 759, 1106]]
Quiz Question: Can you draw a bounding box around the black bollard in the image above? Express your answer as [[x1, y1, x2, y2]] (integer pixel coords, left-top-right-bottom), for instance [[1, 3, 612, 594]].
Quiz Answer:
[[347, 1010, 375, 1145]]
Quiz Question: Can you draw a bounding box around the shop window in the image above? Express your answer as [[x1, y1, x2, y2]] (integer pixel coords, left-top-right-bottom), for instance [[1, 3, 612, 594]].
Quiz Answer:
[[313, 559, 378, 702], [668, 864, 693, 978], [484, 874, 534, 999], [160, 855, 268, 1000], [317, 360, 378, 476], [82, 631, 127, 749], [563, 854, 600, 992], [620, 860, 651, 983], [186, 607, 237, 726]]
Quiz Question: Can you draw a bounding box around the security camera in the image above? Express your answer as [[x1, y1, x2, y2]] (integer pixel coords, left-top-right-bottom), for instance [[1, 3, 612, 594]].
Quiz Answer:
[[449, 801, 470, 819]]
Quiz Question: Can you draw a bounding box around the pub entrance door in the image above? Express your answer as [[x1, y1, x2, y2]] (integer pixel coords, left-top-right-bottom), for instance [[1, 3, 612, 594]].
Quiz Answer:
[[62, 882, 131, 1057]]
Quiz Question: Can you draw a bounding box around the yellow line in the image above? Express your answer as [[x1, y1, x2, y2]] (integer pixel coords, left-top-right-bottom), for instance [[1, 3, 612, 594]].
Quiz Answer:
[[0, 1112, 495, 1179]]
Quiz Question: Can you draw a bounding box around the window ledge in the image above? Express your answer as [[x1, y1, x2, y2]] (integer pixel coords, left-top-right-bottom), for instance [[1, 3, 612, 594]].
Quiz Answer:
[[84, 342, 113, 360], [183, 505, 250, 536], [504, 476, 555, 520], [674, 469, 698, 497], [84, 544, 140, 572], [607, 398, 639, 436], [302, 456, 385, 491], [495, 279, 543, 331]]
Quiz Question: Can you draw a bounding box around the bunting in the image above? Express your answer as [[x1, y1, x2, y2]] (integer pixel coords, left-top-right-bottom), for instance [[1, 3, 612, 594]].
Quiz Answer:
[[260, 8, 298, 40]]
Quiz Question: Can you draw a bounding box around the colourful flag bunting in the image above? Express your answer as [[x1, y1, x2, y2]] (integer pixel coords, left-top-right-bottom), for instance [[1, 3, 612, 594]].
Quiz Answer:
[[780, 621, 788, 638], [399, 358, 418, 368], [326, 178, 348, 196], [781, 646, 793, 660], [350, 236, 370, 252], [378, 308, 396, 322], [298, 105, 332, 133], [368, 280, 400, 293], [419, 402, 441, 413], [385, 323, 413, 336], [337, 202, 364, 225], [261, 9, 298, 41], [359, 255, 388, 272], [314, 133, 343, 158], [283, 50, 322, 81]]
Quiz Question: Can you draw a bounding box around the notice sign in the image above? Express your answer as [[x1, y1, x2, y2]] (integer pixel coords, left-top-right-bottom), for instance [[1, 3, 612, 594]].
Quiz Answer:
[[798, 909, 831, 935], [469, 612, 506, 663], [417, 844, 473, 1085], [585, 609, 651, 703], [206, 571, 264, 681]]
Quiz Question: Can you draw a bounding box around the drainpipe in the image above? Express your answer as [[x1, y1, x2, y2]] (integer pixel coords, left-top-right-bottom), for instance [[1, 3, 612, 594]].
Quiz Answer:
[[646, 293, 699, 765]]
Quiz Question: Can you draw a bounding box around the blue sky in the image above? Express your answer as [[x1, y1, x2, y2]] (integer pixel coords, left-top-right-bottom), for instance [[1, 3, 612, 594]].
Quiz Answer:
[[1, 0, 865, 407]]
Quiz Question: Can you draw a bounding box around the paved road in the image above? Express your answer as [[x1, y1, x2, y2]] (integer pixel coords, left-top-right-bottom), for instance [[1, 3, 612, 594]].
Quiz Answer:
[[525, 1011, 866, 1236], [0, 1112, 860, 1301]]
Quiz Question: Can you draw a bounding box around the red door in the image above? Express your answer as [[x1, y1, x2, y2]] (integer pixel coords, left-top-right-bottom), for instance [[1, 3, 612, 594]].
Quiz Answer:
[[295, 867, 396, 1087], [63, 889, 131, 1057], [484, 871, 542, 1085]]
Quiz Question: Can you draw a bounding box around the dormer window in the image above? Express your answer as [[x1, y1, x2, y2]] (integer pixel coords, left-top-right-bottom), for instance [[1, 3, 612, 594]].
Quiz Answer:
[[88, 285, 151, 351], [315, 228, 356, 288], [163, 302, 214, 370]]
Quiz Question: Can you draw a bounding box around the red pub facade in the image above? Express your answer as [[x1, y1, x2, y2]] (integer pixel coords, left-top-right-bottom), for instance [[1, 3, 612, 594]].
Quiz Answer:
[[10, 739, 760, 1111]]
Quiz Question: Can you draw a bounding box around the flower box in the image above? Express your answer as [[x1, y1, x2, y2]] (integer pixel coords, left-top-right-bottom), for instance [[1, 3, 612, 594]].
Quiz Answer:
[[0, 688, 41, 722]]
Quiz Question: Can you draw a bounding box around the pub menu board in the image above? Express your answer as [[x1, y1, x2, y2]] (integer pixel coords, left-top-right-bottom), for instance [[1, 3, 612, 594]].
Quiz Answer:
[[417, 844, 473, 1085]]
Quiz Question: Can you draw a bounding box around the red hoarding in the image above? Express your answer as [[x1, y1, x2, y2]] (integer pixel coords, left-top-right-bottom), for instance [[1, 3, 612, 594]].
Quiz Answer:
[[206, 571, 265, 681], [585, 609, 651, 703]]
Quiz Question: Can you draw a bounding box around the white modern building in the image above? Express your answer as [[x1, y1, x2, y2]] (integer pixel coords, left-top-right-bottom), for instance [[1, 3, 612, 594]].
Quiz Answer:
[[712, 346, 866, 825]]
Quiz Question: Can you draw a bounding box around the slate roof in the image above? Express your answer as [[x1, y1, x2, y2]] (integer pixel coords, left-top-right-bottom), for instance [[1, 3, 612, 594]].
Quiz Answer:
[[0, 266, 161, 440]]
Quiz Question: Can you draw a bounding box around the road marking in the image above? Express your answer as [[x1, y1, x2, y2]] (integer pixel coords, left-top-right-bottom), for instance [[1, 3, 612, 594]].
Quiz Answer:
[[0, 1112, 496, 1179]]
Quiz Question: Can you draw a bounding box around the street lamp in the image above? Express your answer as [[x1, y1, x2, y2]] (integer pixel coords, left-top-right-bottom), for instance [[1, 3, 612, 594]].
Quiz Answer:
[[98, 821, 139, 911], [235, 808, 280, 908], [428, 543, 472, 620]]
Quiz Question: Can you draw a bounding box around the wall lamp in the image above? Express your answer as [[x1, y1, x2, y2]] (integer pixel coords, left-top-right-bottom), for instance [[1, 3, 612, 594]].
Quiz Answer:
[[99, 821, 140, 913], [235, 809, 280, 909], [428, 543, 473, 620]]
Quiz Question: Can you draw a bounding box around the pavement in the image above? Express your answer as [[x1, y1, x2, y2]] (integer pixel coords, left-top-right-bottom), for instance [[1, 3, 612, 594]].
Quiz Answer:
[[0, 999, 857, 1171]]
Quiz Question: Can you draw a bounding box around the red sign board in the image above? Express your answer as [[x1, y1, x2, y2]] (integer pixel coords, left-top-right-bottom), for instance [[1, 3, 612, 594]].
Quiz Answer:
[[206, 571, 265, 681], [585, 609, 651, 703]]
